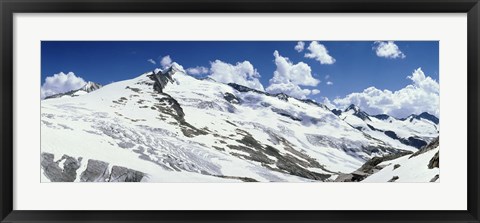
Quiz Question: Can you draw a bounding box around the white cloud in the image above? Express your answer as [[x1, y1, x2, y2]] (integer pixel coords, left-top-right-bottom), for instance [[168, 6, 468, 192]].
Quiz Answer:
[[208, 60, 264, 91], [270, 50, 319, 86], [266, 50, 320, 99], [186, 66, 209, 75], [304, 41, 336, 64], [170, 62, 185, 72], [373, 41, 406, 59], [147, 59, 156, 65], [333, 68, 439, 118], [311, 89, 321, 95], [322, 97, 337, 110], [160, 55, 173, 68], [294, 41, 305, 52], [41, 72, 86, 99], [266, 82, 314, 99], [326, 81, 333, 85]]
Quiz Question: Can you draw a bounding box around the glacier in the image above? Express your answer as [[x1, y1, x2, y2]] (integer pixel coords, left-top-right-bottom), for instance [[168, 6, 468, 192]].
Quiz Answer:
[[41, 65, 440, 182]]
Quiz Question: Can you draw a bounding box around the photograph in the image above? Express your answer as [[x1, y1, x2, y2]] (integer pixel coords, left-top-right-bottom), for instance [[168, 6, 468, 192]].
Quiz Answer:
[[40, 41, 440, 183]]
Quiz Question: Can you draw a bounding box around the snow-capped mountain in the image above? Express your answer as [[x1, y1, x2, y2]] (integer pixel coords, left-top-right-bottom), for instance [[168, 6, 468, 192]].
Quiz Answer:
[[44, 81, 102, 99], [40, 66, 439, 182], [334, 105, 439, 152]]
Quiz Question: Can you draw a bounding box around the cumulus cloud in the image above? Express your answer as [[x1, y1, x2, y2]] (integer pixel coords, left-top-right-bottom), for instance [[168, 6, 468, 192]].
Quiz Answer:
[[186, 66, 209, 75], [326, 81, 333, 85], [294, 41, 305, 52], [147, 59, 156, 64], [266, 50, 320, 99], [160, 55, 173, 68], [322, 97, 337, 110], [208, 60, 264, 91], [304, 41, 336, 64], [311, 89, 321, 95], [267, 82, 315, 99], [41, 72, 86, 99], [373, 41, 406, 59], [333, 68, 439, 118]]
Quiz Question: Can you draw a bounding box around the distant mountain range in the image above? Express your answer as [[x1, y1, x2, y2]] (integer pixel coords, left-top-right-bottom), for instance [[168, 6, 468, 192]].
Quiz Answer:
[[44, 81, 102, 99], [40, 65, 439, 182]]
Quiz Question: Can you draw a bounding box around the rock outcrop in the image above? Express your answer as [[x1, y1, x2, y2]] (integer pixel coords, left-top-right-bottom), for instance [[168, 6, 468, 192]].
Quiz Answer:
[[335, 150, 413, 182], [41, 153, 145, 182], [41, 153, 82, 182]]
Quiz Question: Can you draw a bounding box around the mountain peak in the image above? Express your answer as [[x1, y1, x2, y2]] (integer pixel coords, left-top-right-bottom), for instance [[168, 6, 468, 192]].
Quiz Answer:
[[345, 104, 360, 112], [151, 65, 181, 93], [345, 104, 371, 121], [81, 81, 102, 92], [413, 112, 439, 124], [44, 81, 102, 100]]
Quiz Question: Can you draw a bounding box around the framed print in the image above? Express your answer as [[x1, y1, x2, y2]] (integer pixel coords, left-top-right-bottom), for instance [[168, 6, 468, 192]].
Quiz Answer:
[[1, 0, 479, 222]]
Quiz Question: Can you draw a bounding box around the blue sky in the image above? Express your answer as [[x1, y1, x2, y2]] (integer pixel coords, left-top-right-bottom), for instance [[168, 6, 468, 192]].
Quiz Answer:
[[41, 41, 439, 118]]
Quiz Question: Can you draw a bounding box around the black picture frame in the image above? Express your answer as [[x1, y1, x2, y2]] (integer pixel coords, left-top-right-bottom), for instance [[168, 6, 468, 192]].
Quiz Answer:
[[1, 0, 479, 222]]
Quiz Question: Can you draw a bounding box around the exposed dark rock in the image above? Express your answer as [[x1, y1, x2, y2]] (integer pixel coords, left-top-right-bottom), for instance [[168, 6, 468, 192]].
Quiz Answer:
[[212, 175, 258, 182], [299, 98, 325, 108], [118, 141, 136, 149], [410, 137, 439, 158], [401, 112, 439, 125], [41, 153, 82, 182], [388, 176, 399, 182], [224, 92, 241, 104], [260, 102, 271, 107], [430, 174, 439, 182], [335, 150, 413, 182], [212, 146, 225, 151], [384, 130, 398, 139], [267, 146, 330, 181], [61, 155, 82, 181], [153, 93, 207, 137], [126, 86, 142, 93], [359, 151, 412, 174], [227, 83, 330, 110], [345, 104, 371, 121], [331, 109, 342, 116], [407, 137, 428, 149], [225, 120, 237, 127], [149, 66, 177, 93], [415, 112, 439, 124], [81, 81, 102, 92], [228, 83, 265, 95], [428, 151, 439, 169], [367, 124, 380, 131], [353, 126, 363, 131], [226, 130, 331, 181], [80, 159, 110, 182], [384, 131, 427, 149], [271, 107, 302, 122], [109, 166, 145, 182], [373, 114, 390, 120], [44, 81, 102, 99], [156, 95, 185, 119], [42, 153, 146, 182], [393, 164, 401, 170], [275, 93, 289, 101]]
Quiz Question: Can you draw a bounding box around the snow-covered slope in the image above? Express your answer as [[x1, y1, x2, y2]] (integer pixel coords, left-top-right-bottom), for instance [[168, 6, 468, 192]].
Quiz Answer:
[[336, 105, 438, 152], [363, 137, 439, 182], [41, 66, 438, 182]]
